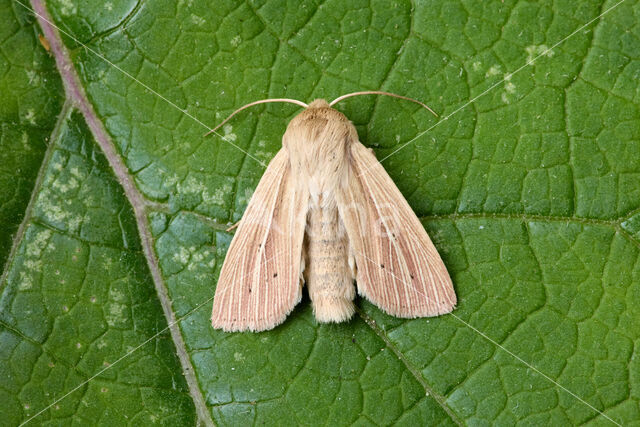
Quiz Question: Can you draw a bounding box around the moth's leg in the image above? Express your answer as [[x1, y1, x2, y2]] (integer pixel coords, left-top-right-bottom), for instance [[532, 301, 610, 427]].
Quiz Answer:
[[225, 221, 240, 232], [299, 249, 306, 288], [348, 241, 357, 280]]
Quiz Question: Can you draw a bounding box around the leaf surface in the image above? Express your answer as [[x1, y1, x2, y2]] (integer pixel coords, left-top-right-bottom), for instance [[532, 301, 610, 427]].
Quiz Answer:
[[2, 0, 640, 425]]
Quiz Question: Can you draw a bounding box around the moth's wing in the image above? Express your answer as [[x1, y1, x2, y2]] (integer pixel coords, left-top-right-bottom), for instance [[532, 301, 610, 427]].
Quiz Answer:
[[337, 142, 456, 317], [211, 149, 309, 332]]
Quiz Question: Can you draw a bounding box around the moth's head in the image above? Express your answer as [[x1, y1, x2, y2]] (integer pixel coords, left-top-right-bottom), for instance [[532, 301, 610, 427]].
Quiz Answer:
[[282, 99, 356, 183], [284, 99, 357, 146]]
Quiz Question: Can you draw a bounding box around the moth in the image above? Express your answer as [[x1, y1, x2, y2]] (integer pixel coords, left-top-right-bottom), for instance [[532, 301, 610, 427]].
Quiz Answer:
[[210, 92, 456, 332]]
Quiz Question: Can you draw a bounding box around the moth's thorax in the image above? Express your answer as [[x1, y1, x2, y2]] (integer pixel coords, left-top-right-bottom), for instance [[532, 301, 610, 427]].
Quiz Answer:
[[283, 99, 357, 202]]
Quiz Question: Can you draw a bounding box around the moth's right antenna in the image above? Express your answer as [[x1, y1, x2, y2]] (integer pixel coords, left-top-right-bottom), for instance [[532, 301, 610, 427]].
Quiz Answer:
[[329, 91, 438, 117], [205, 98, 309, 137]]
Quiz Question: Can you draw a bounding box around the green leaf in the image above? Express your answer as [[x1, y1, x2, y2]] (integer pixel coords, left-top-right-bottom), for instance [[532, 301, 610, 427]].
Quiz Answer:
[[0, 1, 63, 268], [2, 0, 639, 425]]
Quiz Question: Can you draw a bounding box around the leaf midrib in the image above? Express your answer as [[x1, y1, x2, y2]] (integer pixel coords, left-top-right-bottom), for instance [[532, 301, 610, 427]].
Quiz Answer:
[[26, 1, 214, 425]]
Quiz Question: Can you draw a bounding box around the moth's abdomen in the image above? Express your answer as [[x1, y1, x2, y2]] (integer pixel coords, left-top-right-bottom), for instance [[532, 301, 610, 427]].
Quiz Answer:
[[305, 202, 355, 323]]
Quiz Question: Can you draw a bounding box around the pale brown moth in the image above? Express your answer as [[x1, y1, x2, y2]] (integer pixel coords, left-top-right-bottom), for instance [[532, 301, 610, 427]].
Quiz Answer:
[[210, 92, 456, 332]]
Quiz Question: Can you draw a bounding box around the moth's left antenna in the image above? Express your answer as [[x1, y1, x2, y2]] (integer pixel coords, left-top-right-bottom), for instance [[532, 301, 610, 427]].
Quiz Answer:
[[205, 99, 309, 137]]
